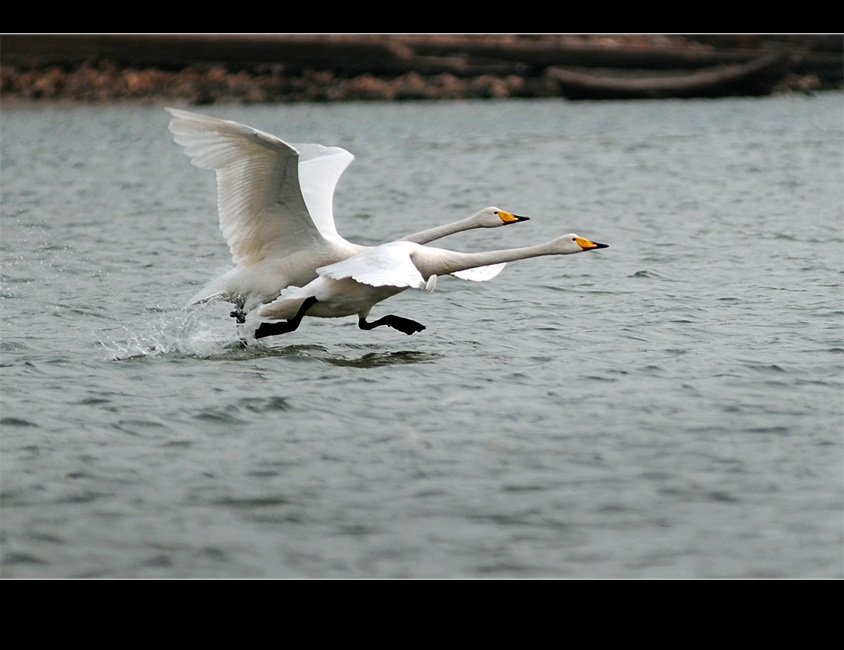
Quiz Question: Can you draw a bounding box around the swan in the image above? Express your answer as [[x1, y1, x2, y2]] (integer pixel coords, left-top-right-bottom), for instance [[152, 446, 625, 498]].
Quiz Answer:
[[254, 234, 608, 338], [166, 108, 529, 325]]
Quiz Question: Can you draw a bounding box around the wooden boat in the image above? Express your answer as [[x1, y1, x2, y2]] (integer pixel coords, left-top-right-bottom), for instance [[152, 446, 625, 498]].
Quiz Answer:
[[545, 51, 792, 100]]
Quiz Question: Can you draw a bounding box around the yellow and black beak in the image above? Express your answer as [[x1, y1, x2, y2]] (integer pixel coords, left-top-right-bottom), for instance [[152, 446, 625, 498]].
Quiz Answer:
[[498, 210, 530, 225], [575, 237, 609, 250]]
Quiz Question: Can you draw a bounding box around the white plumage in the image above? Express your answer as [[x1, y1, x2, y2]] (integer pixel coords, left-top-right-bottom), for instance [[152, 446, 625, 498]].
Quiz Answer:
[[166, 108, 608, 340], [167, 108, 527, 317]]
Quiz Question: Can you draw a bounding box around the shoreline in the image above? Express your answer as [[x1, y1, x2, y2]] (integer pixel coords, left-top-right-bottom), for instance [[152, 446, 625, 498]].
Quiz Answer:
[[2, 35, 841, 104]]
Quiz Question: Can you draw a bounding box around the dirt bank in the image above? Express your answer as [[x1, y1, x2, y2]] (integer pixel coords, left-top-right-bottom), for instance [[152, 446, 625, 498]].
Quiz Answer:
[[2, 34, 841, 103]]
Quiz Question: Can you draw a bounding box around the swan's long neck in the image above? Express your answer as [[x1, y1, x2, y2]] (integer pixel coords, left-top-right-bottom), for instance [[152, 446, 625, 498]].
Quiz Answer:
[[413, 240, 567, 278], [399, 216, 479, 245]]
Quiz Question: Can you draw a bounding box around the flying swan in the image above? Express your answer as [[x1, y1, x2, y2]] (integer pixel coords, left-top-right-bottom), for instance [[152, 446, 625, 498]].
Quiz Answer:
[[166, 108, 529, 328], [166, 108, 608, 340], [255, 234, 608, 338]]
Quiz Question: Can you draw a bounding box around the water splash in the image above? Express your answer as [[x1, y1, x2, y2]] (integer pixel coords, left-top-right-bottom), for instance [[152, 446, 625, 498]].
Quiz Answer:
[[98, 305, 442, 367], [98, 304, 247, 361]]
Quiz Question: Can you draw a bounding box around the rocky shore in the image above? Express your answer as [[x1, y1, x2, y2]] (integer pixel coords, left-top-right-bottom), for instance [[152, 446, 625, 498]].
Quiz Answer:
[[2, 34, 841, 104]]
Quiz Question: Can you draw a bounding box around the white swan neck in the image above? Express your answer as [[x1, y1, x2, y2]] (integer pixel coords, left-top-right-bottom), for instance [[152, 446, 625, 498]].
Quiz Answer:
[[417, 241, 559, 277], [399, 216, 476, 245]]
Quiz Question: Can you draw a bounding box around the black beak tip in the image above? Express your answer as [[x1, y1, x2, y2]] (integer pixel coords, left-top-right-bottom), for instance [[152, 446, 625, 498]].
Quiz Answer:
[[595, 242, 609, 249]]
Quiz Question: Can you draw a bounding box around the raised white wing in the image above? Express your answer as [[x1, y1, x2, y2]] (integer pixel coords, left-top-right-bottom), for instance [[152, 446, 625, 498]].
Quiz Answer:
[[317, 242, 429, 290], [452, 262, 507, 282], [293, 143, 354, 242], [167, 108, 343, 266]]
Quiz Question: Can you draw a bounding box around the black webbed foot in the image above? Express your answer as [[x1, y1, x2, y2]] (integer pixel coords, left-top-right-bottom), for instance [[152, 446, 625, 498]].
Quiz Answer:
[[359, 315, 426, 335]]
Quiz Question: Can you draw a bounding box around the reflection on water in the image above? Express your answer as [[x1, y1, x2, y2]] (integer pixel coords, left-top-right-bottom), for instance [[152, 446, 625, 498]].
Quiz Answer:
[[315, 349, 441, 368]]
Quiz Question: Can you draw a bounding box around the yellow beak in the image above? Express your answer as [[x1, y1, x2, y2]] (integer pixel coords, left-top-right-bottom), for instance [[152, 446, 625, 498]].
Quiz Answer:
[[575, 237, 609, 250], [498, 210, 530, 224]]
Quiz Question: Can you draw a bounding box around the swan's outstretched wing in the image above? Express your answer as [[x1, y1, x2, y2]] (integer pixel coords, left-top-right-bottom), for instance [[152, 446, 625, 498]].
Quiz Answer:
[[293, 143, 354, 242], [167, 109, 350, 266], [317, 242, 431, 291], [452, 263, 507, 282]]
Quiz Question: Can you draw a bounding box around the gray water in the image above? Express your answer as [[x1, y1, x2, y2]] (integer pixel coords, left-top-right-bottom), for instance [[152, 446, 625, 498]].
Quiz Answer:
[[1, 95, 842, 579]]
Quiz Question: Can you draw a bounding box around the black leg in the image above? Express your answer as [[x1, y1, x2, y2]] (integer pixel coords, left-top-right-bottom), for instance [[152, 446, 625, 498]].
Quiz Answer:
[[359, 314, 426, 335], [254, 296, 317, 339], [227, 308, 249, 347]]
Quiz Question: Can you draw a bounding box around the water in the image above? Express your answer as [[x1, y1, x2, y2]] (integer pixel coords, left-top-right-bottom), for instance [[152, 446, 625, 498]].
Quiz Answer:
[[1, 95, 842, 578]]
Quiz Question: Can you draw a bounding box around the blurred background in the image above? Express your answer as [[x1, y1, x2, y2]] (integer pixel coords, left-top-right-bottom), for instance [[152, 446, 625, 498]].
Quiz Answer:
[[3, 34, 842, 103]]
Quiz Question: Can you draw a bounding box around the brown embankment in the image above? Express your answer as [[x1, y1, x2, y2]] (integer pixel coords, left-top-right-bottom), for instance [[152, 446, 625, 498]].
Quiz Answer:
[[2, 34, 841, 103]]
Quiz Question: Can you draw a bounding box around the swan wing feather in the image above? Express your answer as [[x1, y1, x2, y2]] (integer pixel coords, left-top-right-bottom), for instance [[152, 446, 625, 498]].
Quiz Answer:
[[317, 243, 428, 290], [167, 108, 342, 266], [451, 262, 507, 282], [292, 143, 354, 242]]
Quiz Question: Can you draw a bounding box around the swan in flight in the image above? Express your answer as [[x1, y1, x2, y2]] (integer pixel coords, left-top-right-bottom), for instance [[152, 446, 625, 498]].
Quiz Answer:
[[166, 108, 529, 325], [255, 235, 608, 338]]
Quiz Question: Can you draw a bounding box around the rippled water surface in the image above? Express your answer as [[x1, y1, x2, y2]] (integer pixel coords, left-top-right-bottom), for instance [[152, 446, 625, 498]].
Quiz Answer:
[[2, 95, 842, 578]]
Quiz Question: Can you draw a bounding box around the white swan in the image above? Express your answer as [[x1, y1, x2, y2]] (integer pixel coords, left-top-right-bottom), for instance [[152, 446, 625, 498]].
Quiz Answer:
[[255, 235, 608, 338], [166, 108, 528, 324]]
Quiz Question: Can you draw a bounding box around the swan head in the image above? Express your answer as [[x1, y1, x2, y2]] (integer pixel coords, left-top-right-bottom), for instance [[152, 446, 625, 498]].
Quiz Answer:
[[553, 234, 610, 254], [472, 206, 530, 228]]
